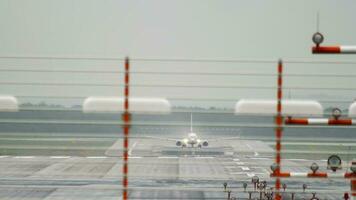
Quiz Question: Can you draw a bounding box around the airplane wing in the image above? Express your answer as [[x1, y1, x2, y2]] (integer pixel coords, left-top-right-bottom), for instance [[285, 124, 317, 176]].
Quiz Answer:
[[206, 136, 241, 142], [204, 131, 241, 141], [138, 135, 179, 141]]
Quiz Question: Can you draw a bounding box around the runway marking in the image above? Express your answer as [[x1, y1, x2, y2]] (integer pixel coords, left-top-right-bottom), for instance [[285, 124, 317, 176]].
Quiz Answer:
[[14, 156, 35, 159], [287, 158, 308, 161], [230, 172, 246, 175], [250, 157, 270, 160], [86, 156, 107, 159], [233, 158, 240, 161], [235, 162, 245, 165], [0, 156, 9, 158], [223, 162, 235, 165], [128, 156, 142, 159], [128, 141, 138, 156], [194, 156, 214, 159], [240, 166, 250, 171], [50, 156, 71, 159], [246, 143, 259, 157], [158, 156, 178, 159], [247, 173, 265, 177]]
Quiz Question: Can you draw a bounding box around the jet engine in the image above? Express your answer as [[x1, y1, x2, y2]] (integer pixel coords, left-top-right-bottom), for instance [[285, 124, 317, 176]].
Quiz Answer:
[[202, 141, 208, 147], [176, 141, 182, 146]]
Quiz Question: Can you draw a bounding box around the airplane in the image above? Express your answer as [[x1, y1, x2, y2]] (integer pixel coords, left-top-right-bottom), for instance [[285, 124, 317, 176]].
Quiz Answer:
[[144, 114, 240, 148], [175, 114, 207, 148]]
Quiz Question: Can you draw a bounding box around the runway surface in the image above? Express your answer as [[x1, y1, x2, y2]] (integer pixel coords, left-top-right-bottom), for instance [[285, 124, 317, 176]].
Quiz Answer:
[[0, 139, 350, 199]]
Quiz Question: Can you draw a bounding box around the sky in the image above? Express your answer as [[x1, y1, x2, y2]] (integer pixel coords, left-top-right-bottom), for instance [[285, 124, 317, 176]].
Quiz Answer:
[[0, 0, 356, 109]]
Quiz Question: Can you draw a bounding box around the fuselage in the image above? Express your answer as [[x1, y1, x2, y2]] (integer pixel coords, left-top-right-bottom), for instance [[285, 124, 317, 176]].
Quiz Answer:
[[177, 132, 207, 148], [187, 133, 200, 146]]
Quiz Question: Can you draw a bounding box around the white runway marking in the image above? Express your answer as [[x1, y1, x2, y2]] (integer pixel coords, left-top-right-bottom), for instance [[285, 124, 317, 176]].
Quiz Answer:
[[158, 156, 178, 159], [86, 156, 107, 159], [230, 172, 246, 175], [246, 143, 259, 157], [233, 158, 240, 161], [128, 156, 142, 159], [14, 156, 34, 159], [241, 166, 250, 171], [0, 155, 9, 158], [250, 157, 270, 160], [194, 156, 214, 159], [128, 141, 138, 156], [223, 162, 235, 165], [287, 158, 308, 161], [247, 173, 265, 177], [50, 156, 71, 159], [235, 162, 245, 165]]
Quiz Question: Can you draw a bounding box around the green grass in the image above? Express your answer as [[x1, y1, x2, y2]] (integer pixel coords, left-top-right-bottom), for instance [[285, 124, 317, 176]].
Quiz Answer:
[[0, 137, 116, 156], [269, 143, 356, 160]]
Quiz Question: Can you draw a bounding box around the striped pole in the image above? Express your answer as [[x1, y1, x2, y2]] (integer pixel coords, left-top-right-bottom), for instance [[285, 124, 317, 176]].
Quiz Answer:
[[271, 172, 354, 179], [351, 178, 356, 200], [285, 118, 356, 125], [313, 46, 356, 54], [275, 59, 283, 200], [346, 173, 356, 200], [122, 57, 130, 200]]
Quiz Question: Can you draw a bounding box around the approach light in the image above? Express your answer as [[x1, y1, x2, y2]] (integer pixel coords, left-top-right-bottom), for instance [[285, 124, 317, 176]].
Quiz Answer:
[[270, 163, 278, 172], [243, 182, 248, 192], [312, 32, 324, 46], [282, 183, 287, 191], [327, 155, 342, 172], [302, 183, 307, 192], [310, 162, 319, 173], [332, 108, 342, 119], [251, 175, 259, 184], [223, 182, 227, 191], [350, 160, 356, 173]]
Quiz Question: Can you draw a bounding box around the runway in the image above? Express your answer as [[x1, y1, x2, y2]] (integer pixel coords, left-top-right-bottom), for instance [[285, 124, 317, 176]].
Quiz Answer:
[[0, 139, 350, 199]]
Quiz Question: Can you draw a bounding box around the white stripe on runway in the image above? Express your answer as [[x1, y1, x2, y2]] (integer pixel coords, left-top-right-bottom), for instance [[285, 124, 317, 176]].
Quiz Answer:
[[194, 156, 214, 159], [241, 166, 250, 171], [14, 156, 34, 159], [230, 172, 246, 175], [128, 141, 138, 156], [250, 157, 270, 160], [0, 155, 9, 158], [50, 156, 71, 159], [235, 162, 245, 165], [128, 156, 142, 159], [158, 156, 178, 159], [233, 158, 240, 161], [86, 156, 107, 159]]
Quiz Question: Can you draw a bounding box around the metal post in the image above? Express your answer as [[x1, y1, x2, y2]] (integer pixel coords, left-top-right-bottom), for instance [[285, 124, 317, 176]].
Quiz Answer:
[[275, 59, 283, 200], [122, 57, 130, 200], [351, 179, 356, 200]]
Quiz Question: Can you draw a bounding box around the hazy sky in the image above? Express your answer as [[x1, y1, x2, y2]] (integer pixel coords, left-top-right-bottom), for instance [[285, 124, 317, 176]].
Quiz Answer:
[[0, 0, 356, 109]]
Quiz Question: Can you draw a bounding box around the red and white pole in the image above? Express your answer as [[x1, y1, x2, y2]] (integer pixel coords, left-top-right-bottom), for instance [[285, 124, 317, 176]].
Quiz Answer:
[[313, 46, 356, 54], [346, 173, 356, 200], [285, 118, 356, 125], [122, 57, 130, 200], [275, 59, 283, 200]]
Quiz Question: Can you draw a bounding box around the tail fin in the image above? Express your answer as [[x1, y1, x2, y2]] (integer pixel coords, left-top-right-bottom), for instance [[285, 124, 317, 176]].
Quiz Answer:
[[190, 113, 193, 132]]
